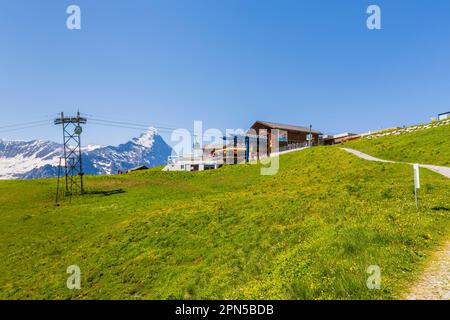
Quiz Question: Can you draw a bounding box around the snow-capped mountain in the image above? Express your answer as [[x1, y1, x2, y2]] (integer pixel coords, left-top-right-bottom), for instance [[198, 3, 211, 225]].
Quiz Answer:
[[0, 128, 172, 180]]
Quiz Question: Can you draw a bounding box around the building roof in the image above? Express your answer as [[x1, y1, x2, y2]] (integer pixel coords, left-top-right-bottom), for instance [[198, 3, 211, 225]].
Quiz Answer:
[[127, 165, 149, 172], [438, 111, 450, 116], [251, 121, 322, 134], [333, 132, 358, 139]]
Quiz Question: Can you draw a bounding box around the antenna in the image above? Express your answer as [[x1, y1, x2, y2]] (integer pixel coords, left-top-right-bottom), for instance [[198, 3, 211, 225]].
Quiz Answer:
[[54, 111, 87, 198]]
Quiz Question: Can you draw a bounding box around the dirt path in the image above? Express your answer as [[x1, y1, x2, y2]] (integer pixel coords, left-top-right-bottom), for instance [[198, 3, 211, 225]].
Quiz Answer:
[[419, 164, 450, 179], [341, 148, 395, 163], [341, 147, 450, 300], [341, 148, 450, 179], [404, 240, 450, 300]]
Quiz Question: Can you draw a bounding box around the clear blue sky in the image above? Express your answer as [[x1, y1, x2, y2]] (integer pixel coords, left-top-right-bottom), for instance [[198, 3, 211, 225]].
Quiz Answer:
[[1, 0, 450, 146]]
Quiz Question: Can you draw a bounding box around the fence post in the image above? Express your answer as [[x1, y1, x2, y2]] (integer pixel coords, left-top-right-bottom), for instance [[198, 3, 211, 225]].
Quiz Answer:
[[234, 135, 238, 164], [245, 136, 250, 163]]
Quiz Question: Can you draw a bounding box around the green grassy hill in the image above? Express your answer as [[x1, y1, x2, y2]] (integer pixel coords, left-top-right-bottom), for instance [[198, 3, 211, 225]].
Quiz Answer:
[[1, 147, 449, 299], [344, 121, 450, 166]]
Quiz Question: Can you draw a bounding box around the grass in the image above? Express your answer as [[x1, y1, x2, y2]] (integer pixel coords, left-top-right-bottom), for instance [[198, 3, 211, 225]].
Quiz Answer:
[[0, 147, 449, 299], [344, 122, 450, 166]]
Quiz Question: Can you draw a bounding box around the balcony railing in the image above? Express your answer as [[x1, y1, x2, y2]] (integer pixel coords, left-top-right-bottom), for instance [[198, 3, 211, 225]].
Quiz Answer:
[[168, 154, 223, 165], [168, 143, 309, 166]]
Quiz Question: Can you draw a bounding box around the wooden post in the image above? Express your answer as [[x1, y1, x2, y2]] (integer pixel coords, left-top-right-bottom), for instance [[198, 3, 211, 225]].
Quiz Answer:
[[234, 135, 238, 165], [223, 136, 226, 164], [245, 136, 249, 163], [414, 164, 420, 208], [256, 129, 260, 161], [54, 158, 62, 206]]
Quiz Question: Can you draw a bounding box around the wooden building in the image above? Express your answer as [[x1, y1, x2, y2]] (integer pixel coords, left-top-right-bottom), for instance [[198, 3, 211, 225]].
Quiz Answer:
[[438, 111, 450, 121], [331, 132, 361, 144], [126, 165, 149, 173], [249, 120, 321, 153]]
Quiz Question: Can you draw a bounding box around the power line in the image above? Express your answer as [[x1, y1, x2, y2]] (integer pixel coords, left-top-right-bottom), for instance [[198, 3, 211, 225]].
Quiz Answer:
[[88, 121, 152, 131], [90, 118, 244, 137], [90, 118, 181, 132], [0, 119, 51, 130], [85, 113, 181, 131], [89, 119, 193, 134], [0, 123, 50, 134], [84, 113, 244, 138], [88, 120, 199, 137], [88, 120, 235, 139], [0, 114, 243, 140]]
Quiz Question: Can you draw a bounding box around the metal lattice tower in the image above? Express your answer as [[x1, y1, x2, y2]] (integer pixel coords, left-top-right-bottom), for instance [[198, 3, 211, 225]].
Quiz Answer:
[[54, 112, 87, 197]]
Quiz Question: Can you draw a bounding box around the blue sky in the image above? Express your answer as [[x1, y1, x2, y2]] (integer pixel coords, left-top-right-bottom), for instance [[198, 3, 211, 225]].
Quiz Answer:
[[1, 0, 450, 146]]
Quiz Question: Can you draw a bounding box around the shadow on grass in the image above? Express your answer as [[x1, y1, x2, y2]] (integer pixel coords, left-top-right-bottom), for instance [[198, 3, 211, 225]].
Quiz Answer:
[[86, 189, 126, 197], [431, 206, 450, 212]]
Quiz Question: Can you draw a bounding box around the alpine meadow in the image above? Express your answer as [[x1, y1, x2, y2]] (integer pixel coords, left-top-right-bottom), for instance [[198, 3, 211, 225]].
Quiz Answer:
[[1, 130, 450, 299]]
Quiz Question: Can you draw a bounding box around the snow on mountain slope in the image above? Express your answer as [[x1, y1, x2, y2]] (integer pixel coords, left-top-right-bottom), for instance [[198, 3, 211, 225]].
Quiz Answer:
[[0, 140, 62, 179], [82, 128, 171, 175], [0, 129, 172, 180], [132, 128, 156, 148]]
